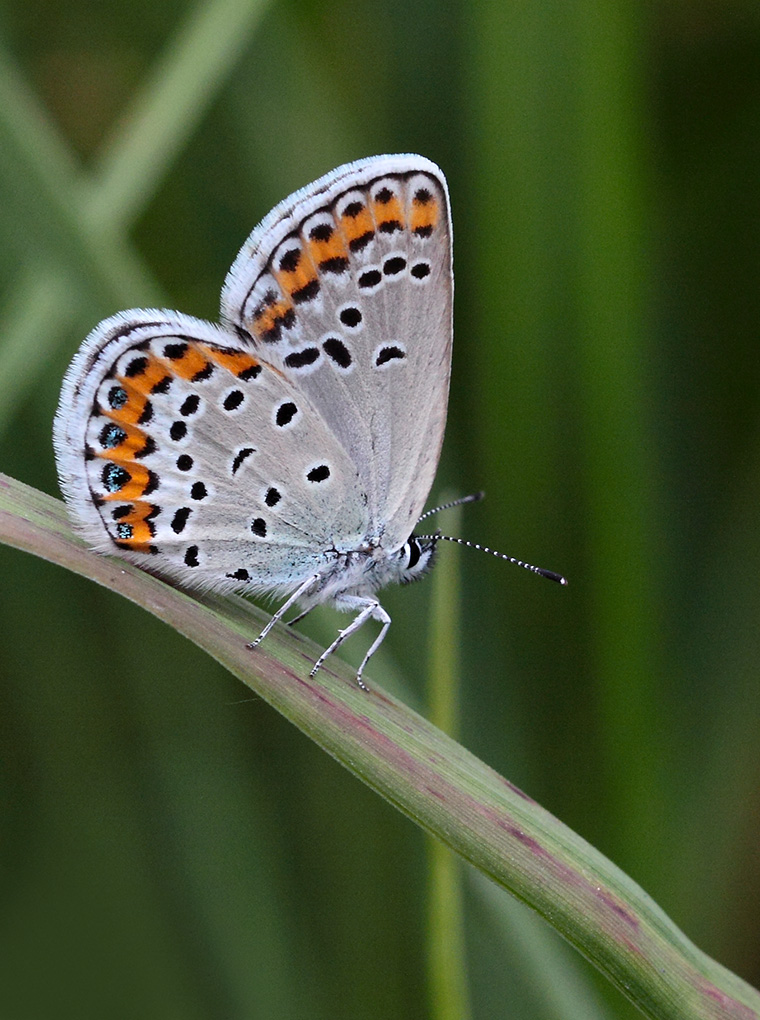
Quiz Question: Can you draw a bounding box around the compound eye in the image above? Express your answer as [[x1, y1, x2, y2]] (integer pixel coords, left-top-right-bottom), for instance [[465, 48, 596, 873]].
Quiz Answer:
[[406, 537, 421, 570]]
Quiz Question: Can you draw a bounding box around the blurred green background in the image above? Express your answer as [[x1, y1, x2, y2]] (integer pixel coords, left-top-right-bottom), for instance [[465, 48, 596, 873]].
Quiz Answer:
[[1, 1, 759, 1017]]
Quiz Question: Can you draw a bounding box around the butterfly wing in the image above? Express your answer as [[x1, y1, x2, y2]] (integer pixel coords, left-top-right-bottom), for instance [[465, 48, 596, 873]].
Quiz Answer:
[[54, 312, 370, 594], [221, 154, 453, 551]]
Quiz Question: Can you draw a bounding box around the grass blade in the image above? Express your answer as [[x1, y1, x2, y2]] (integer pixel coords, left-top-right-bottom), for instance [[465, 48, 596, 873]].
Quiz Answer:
[[1, 471, 758, 1020]]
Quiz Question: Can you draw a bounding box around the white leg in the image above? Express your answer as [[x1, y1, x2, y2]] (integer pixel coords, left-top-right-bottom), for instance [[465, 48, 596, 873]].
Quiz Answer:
[[286, 605, 313, 627], [310, 597, 391, 691], [247, 574, 320, 649], [355, 611, 391, 689]]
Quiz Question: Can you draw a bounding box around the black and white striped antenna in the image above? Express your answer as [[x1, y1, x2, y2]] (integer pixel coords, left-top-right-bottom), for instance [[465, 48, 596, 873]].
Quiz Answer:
[[416, 492, 568, 586]]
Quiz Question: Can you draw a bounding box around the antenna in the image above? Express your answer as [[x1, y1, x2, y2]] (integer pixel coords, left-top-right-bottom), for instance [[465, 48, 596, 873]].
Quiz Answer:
[[416, 533, 568, 586], [416, 491, 568, 585], [416, 491, 485, 524]]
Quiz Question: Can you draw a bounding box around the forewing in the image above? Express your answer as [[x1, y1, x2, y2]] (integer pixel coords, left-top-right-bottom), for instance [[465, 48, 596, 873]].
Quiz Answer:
[[221, 154, 452, 549], [54, 312, 368, 594]]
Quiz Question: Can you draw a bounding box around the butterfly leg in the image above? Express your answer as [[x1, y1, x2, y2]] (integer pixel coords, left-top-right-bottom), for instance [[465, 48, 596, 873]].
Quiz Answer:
[[286, 605, 313, 627], [247, 573, 321, 650], [310, 596, 391, 691]]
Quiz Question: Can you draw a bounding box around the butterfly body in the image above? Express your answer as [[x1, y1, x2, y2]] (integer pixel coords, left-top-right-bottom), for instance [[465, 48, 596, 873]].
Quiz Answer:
[[54, 155, 452, 684]]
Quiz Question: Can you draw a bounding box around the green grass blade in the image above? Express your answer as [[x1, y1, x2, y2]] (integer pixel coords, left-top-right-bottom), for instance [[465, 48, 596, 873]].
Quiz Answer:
[[2, 472, 758, 1020], [574, 0, 667, 869], [86, 0, 274, 233], [0, 44, 162, 306], [470, 872, 615, 1020]]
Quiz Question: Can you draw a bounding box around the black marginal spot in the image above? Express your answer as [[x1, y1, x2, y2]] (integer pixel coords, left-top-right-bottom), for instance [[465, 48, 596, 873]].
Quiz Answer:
[[135, 435, 156, 459], [279, 247, 302, 273], [339, 307, 362, 328], [227, 568, 250, 581], [343, 200, 364, 218], [348, 231, 374, 253], [319, 256, 349, 275], [191, 481, 207, 500], [411, 261, 431, 279], [184, 545, 200, 567], [171, 507, 191, 534], [238, 364, 262, 381], [251, 518, 267, 538], [284, 347, 320, 370], [100, 423, 126, 449], [102, 463, 130, 492], [264, 486, 281, 507], [180, 394, 200, 416], [292, 278, 320, 304], [414, 187, 433, 204], [112, 505, 131, 520], [383, 256, 407, 275], [223, 390, 244, 411], [176, 454, 193, 471], [306, 464, 330, 483], [124, 356, 148, 377], [309, 222, 333, 241], [116, 522, 133, 540], [170, 420, 187, 441], [143, 470, 159, 496], [137, 401, 154, 426], [108, 385, 127, 409], [151, 375, 173, 395], [376, 186, 393, 204], [413, 224, 434, 238], [376, 346, 406, 366], [163, 342, 188, 359], [378, 220, 402, 234], [276, 402, 297, 427], [358, 269, 382, 289], [84, 445, 95, 462], [232, 448, 255, 475], [322, 337, 352, 369], [191, 361, 215, 382]]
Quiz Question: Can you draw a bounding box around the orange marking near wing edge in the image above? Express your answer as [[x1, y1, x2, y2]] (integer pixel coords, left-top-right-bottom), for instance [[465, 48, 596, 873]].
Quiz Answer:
[[410, 196, 439, 233], [308, 230, 349, 266], [340, 204, 374, 244], [372, 193, 405, 229], [155, 345, 210, 380], [272, 243, 317, 299], [250, 296, 293, 339], [122, 355, 170, 394], [110, 377, 152, 426], [93, 418, 149, 461], [100, 462, 154, 501], [201, 344, 260, 376], [112, 501, 156, 549]]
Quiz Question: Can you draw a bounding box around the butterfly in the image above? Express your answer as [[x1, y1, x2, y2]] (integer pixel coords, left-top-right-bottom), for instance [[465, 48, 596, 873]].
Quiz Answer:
[[54, 155, 457, 688]]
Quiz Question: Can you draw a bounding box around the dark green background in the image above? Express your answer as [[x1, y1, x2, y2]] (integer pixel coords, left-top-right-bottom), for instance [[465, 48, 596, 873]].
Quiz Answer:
[[1, 1, 759, 1017]]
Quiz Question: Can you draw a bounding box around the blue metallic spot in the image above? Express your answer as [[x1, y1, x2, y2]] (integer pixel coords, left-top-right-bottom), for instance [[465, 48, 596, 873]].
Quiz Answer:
[[103, 463, 131, 492], [108, 386, 128, 409]]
